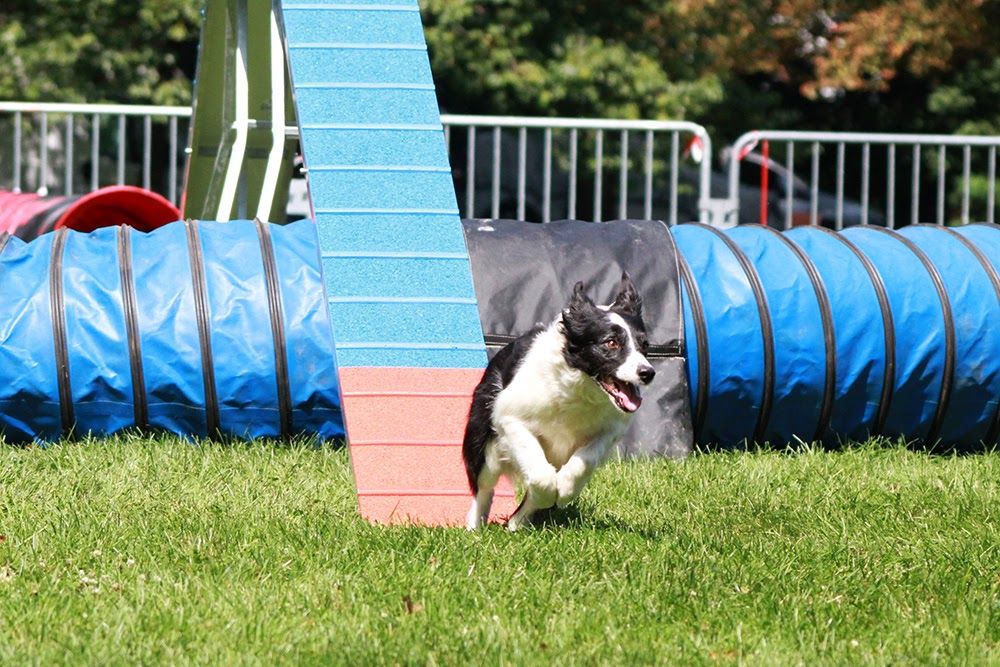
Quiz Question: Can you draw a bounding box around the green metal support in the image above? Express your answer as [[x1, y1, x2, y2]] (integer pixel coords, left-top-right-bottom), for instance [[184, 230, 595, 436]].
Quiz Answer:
[[183, 0, 298, 222]]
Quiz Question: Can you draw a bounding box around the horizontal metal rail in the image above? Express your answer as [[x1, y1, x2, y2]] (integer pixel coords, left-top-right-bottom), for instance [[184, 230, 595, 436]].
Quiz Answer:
[[7, 103, 999, 229], [728, 130, 1000, 228], [0, 101, 192, 117]]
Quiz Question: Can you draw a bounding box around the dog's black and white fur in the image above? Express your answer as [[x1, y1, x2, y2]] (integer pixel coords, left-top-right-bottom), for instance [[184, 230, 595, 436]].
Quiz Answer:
[[462, 273, 655, 531]]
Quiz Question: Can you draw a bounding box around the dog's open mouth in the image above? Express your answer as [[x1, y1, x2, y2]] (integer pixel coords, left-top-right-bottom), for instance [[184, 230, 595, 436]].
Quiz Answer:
[[598, 377, 642, 413]]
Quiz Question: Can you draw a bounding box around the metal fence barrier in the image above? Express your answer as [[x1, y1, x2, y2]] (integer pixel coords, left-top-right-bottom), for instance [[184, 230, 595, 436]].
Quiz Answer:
[[441, 115, 712, 225], [5, 102, 1000, 229], [0, 101, 191, 205], [727, 130, 1000, 228], [1, 102, 713, 224]]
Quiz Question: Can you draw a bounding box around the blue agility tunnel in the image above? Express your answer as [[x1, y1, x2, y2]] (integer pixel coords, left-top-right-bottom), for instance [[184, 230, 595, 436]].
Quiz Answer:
[[675, 222, 1000, 449], [0, 219, 343, 442], [0, 218, 997, 449]]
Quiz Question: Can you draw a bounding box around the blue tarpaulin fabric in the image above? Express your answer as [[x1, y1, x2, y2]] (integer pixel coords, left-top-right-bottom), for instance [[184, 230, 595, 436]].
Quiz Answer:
[[0, 219, 343, 443], [1, 217, 997, 449], [675, 222, 1000, 449]]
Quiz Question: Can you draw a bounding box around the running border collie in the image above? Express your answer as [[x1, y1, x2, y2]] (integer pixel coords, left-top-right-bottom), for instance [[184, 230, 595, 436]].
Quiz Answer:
[[463, 273, 655, 531]]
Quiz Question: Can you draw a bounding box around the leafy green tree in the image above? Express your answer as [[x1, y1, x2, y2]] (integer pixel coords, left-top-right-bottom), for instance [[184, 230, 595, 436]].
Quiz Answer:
[[4, 0, 1000, 140], [422, 0, 1000, 143], [0, 0, 203, 105], [421, 0, 724, 120]]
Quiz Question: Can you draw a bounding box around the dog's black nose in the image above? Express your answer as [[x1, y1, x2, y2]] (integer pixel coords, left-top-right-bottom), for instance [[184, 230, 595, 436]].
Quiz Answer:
[[637, 365, 655, 384]]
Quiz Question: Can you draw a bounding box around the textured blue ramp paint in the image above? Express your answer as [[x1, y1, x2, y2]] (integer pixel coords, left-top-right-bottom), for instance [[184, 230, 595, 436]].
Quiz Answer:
[[315, 213, 468, 253], [282, 0, 487, 369], [0, 234, 61, 441], [294, 88, 440, 125], [304, 130, 450, 168], [309, 171, 458, 211], [282, 6, 425, 45], [287, 48, 433, 87], [326, 302, 483, 345], [334, 347, 487, 369], [327, 257, 479, 298]]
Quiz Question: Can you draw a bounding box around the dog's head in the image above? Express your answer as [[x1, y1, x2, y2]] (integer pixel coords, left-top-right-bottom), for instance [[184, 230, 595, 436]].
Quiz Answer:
[[560, 272, 655, 413]]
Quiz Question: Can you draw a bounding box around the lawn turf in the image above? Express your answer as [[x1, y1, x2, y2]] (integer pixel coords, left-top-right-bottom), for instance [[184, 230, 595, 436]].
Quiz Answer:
[[0, 435, 997, 665]]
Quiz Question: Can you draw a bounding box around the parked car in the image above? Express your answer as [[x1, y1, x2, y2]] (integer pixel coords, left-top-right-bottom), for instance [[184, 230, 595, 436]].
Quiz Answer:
[[724, 150, 886, 228]]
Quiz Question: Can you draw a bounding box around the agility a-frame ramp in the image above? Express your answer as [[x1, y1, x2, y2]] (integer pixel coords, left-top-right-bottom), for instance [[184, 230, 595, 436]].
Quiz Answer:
[[183, 0, 515, 525]]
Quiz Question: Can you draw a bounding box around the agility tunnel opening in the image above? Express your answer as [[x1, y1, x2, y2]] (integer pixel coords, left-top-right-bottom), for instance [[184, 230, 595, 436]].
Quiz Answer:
[[0, 186, 180, 240]]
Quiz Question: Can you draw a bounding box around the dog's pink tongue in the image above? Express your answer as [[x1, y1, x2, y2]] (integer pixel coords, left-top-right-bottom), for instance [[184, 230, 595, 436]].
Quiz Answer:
[[611, 380, 641, 413], [619, 384, 641, 412]]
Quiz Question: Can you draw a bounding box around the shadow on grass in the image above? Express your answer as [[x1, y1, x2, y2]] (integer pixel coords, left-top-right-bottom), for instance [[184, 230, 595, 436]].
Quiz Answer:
[[527, 505, 663, 538]]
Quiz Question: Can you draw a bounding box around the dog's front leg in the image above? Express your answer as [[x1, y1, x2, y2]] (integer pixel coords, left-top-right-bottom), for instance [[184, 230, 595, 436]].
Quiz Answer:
[[498, 419, 558, 532], [556, 436, 616, 508]]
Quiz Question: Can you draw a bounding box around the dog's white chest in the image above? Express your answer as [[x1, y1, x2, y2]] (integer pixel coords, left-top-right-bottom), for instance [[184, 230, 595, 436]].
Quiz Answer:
[[493, 327, 630, 468], [532, 396, 626, 468]]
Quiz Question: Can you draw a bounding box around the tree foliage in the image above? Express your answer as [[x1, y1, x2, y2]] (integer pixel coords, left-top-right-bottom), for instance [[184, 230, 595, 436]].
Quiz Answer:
[[421, 0, 1000, 141], [2, 0, 1000, 141], [0, 0, 203, 105]]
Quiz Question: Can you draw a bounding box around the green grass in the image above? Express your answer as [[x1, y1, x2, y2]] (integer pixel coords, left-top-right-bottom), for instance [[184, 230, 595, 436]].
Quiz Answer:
[[0, 436, 998, 665]]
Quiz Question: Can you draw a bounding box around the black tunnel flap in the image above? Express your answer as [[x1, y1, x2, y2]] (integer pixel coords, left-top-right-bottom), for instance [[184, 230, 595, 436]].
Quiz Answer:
[[461, 219, 683, 355]]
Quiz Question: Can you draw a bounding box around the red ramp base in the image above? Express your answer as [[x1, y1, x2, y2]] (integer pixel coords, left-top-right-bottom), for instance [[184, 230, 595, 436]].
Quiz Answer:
[[340, 367, 516, 526]]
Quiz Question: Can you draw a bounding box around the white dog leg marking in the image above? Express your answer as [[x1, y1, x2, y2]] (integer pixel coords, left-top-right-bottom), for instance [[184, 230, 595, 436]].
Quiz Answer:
[[555, 457, 592, 508], [466, 463, 500, 530], [494, 419, 559, 531], [506, 493, 542, 532], [506, 471, 558, 531], [466, 490, 493, 530], [556, 436, 616, 508]]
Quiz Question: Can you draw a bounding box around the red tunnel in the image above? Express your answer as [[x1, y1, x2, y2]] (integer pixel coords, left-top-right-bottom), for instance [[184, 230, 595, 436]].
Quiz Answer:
[[0, 185, 180, 240]]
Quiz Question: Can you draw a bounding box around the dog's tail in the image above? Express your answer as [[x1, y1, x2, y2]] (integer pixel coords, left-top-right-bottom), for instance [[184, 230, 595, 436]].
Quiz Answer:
[[463, 369, 501, 495], [462, 401, 491, 496]]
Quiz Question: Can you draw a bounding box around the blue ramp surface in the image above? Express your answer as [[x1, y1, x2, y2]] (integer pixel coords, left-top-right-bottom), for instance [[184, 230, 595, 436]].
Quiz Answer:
[[281, 0, 487, 370]]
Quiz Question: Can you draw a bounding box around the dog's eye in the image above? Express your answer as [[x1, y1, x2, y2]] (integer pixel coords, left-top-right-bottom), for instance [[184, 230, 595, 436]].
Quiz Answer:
[[604, 339, 620, 350]]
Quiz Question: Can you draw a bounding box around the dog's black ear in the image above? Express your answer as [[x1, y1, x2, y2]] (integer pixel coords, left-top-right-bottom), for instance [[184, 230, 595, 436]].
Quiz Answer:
[[610, 271, 642, 316], [569, 281, 593, 308], [562, 281, 595, 333]]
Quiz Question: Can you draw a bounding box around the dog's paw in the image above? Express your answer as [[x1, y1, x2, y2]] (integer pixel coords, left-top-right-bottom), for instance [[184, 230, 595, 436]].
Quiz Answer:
[[505, 513, 526, 532], [556, 488, 579, 509], [556, 482, 580, 508], [555, 468, 584, 508], [525, 469, 558, 508], [465, 507, 485, 531]]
